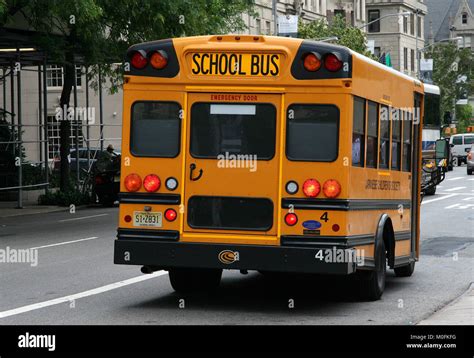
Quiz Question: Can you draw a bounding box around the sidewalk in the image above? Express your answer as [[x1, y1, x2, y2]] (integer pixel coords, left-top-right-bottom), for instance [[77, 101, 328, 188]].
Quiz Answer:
[[0, 201, 67, 218], [418, 283, 474, 325]]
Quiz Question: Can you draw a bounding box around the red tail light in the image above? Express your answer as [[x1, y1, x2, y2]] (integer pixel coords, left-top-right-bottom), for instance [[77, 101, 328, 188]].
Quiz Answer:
[[284, 213, 298, 226], [124, 215, 132, 223], [303, 179, 321, 197], [468, 152, 472, 160], [323, 179, 341, 198], [131, 51, 148, 69], [124, 173, 142, 192], [143, 174, 161, 192], [324, 53, 343, 72], [164, 208, 177, 222], [303, 52, 322, 72], [150, 50, 168, 69]]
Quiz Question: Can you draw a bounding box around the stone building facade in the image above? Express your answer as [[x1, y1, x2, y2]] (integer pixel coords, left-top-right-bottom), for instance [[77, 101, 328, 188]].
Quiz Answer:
[[366, 0, 427, 77]]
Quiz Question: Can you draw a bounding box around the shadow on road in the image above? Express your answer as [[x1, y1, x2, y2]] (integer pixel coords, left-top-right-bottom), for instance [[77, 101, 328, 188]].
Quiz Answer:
[[130, 270, 410, 317]]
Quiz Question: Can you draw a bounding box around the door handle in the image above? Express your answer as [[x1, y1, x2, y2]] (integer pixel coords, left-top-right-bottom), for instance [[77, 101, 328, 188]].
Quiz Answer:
[[190, 163, 203, 181]]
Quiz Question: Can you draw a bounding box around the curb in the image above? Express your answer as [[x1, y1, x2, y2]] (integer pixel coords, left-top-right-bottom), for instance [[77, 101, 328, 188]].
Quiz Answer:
[[417, 283, 474, 325]]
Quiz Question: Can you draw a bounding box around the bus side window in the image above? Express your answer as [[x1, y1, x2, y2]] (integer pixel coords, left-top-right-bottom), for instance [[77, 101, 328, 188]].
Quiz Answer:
[[379, 105, 390, 169], [391, 109, 401, 170], [130, 101, 181, 157], [352, 97, 366, 167], [402, 111, 412, 172], [366, 101, 378, 168]]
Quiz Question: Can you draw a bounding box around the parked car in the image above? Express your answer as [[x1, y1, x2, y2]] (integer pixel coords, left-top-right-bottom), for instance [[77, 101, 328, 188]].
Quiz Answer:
[[53, 147, 120, 173], [467, 144, 474, 175], [93, 150, 121, 206], [449, 133, 474, 166]]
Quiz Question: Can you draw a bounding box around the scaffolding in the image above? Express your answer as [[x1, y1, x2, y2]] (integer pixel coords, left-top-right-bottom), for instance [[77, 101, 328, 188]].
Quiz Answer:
[[0, 28, 121, 208]]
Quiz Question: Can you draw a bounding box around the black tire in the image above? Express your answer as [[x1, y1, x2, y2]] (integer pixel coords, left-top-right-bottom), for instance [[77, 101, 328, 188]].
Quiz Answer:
[[468, 169, 473, 175], [357, 239, 386, 301], [457, 158, 462, 166], [448, 165, 453, 171], [425, 185, 436, 195], [169, 268, 222, 294], [394, 261, 415, 277]]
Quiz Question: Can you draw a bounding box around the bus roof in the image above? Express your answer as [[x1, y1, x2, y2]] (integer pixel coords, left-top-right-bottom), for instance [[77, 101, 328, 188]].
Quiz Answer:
[[422, 83, 441, 95]]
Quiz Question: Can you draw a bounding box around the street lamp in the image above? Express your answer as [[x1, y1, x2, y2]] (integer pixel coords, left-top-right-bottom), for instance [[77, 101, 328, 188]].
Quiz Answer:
[[316, 36, 339, 42], [357, 11, 411, 30], [420, 37, 463, 52]]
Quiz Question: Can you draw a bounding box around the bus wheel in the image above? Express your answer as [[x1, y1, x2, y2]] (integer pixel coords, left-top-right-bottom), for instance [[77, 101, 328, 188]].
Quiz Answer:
[[168, 268, 222, 293], [425, 186, 436, 195], [357, 239, 386, 301], [394, 261, 415, 277]]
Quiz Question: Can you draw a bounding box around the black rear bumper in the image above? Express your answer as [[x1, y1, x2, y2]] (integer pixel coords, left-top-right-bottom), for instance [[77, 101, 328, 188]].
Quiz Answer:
[[114, 231, 358, 275]]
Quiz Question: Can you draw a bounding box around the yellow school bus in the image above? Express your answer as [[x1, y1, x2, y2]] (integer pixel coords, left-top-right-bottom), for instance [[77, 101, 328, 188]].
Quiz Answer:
[[114, 35, 427, 301]]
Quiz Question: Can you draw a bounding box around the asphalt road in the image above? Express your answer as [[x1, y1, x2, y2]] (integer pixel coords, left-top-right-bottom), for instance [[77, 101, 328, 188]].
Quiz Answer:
[[0, 166, 473, 325]]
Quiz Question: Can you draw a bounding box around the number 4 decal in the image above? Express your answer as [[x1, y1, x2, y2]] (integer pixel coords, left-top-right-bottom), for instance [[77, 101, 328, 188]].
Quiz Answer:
[[320, 212, 329, 222]]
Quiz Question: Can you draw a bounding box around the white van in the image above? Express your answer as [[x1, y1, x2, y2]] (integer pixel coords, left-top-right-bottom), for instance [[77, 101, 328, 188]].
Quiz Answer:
[[450, 134, 474, 165]]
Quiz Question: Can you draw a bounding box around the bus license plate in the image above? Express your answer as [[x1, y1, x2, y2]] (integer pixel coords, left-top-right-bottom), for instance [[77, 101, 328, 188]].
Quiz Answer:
[[133, 211, 162, 227]]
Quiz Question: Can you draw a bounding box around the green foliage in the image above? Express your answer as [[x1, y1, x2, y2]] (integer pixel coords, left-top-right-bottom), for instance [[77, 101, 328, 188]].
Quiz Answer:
[[298, 15, 374, 58], [425, 43, 474, 123], [2, 0, 255, 94], [455, 104, 473, 133], [38, 188, 91, 206]]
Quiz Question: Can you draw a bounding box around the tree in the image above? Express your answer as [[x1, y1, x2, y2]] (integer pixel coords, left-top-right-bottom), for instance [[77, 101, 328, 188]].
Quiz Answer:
[[298, 15, 374, 58], [0, 0, 255, 191], [455, 104, 473, 133], [425, 43, 474, 126]]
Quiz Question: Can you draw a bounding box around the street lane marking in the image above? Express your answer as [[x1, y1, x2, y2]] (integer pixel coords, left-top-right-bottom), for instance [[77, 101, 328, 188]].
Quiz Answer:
[[462, 197, 474, 201], [58, 213, 109, 222], [446, 177, 463, 181], [0, 271, 167, 319], [444, 187, 466, 192], [421, 194, 457, 205], [30, 236, 99, 250], [445, 203, 474, 209]]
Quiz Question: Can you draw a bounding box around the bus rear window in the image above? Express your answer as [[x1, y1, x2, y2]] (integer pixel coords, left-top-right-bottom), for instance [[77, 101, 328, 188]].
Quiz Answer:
[[190, 103, 276, 159], [130, 101, 181, 157], [286, 104, 339, 161]]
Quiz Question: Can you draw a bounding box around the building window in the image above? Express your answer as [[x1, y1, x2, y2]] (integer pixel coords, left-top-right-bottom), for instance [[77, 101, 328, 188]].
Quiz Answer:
[[465, 36, 472, 49], [255, 19, 261, 34], [352, 97, 366, 167], [368, 10, 380, 32], [366, 101, 378, 168], [46, 65, 82, 89], [417, 16, 422, 37], [404, 48, 408, 71], [411, 49, 415, 72], [462, 12, 468, 25], [374, 47, 381, 59], [410, 13, 415, 35], [47, 116, 84, 160], [335, 9, 346, 21], [403, 16, 408, 33], [265, 20, 271, 35]]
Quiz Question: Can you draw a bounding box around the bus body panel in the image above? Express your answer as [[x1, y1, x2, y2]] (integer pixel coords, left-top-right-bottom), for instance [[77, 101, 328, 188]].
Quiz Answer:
[[115, 35, 424, 274]]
